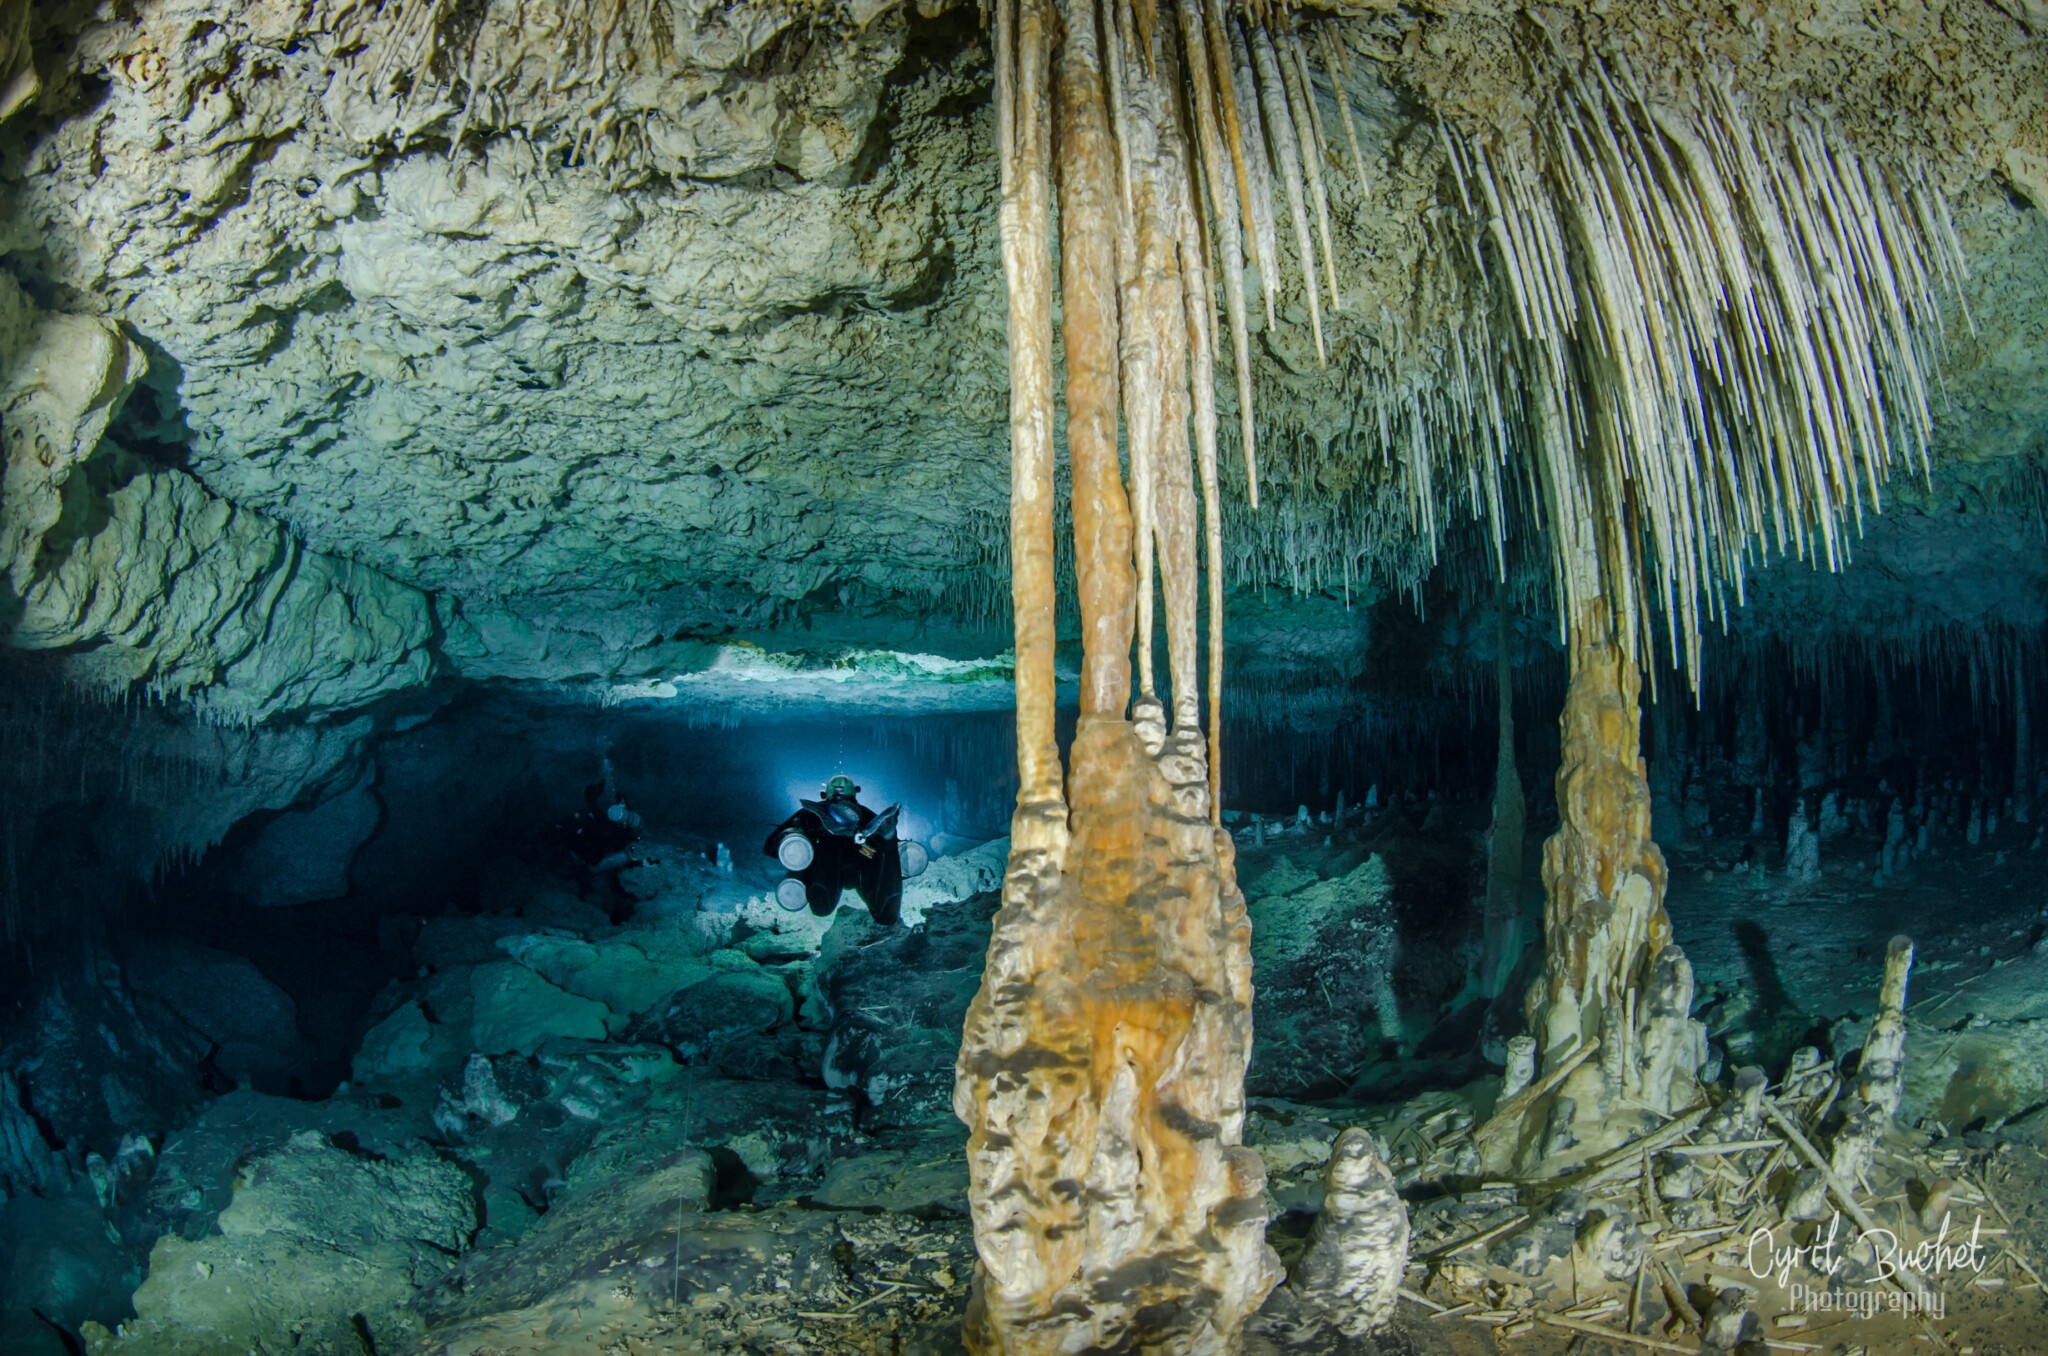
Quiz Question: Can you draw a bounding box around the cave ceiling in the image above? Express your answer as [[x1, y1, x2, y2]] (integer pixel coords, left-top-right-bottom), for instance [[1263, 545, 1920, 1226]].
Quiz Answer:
[[0, 0, 2044, 720]]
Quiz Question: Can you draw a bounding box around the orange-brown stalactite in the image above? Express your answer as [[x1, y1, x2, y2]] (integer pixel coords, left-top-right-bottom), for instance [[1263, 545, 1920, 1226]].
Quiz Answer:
[[1125, 31, 1201, 736], [999, 0, 1062, 813], [1057, 0, 1134, 721]]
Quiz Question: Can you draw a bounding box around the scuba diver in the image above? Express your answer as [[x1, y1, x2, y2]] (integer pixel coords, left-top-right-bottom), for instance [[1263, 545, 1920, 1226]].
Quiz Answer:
[[765, 775, 928, 925], [561, 769, 646, 872]]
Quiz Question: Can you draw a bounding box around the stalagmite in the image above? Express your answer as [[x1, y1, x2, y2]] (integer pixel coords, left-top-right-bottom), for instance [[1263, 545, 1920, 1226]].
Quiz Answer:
[[950, 0, 1980, 1323], [954, 0, 1282, 1347], [1500, 1035, 1538, 1099], [1853, 935, 1914, 1121], [1507, 595, 1702, 1171], [1290, 1128, 1409, 1337]]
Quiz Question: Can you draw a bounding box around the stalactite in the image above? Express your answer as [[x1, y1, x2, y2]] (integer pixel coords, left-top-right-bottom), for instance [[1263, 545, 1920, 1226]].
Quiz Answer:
[[1315, 25, 1371, 206], [1059, 0, 1135, 720], [1247, 21, 1324, 363], [1443, 63, 1966, 682], [1225, 17, 1282, 335], [995, 0, 1062, 813], [1123, 13, 1203, 731], [1280, 24, 1342, 313], [1179, 0, 1261, 509]]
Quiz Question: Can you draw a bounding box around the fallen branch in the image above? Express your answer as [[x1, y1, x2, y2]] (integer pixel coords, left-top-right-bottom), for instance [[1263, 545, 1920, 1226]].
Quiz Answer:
[[1535, 1313, 1700, 1353], [794, 1279, 921, 1320], [1758, 1097, 1940, 1313], [1969, 1174, 2048, 1288], [1473, 1038, 1601, 1145], [1397, 1286, 1446, 1312], [1418, 1210, 1529, 1262], [1665, 1139, 1782, 1156]]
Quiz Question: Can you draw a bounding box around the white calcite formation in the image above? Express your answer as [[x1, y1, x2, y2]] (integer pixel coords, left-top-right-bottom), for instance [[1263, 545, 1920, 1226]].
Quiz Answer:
[[1290, 1127, 1409, 1337]]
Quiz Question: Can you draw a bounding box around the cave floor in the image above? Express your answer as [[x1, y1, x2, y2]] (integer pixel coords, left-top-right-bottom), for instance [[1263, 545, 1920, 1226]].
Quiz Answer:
[[24, 811, 2047, 1356]]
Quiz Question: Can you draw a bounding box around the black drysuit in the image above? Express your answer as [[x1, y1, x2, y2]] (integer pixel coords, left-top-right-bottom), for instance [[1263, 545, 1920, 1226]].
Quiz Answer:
[[764, 798, 904, 925]]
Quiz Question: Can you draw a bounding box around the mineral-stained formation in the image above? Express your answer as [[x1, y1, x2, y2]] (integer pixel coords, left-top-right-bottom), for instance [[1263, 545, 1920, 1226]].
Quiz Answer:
[[950, 0, 1283, 1344], [954, 701, 1279, 1352], [1854, 935, 1916, 1120]]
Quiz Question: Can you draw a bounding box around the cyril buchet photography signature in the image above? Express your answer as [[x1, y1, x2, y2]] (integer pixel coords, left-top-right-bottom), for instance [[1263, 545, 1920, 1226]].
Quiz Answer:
[[1744, 1212, 1991, 1320]]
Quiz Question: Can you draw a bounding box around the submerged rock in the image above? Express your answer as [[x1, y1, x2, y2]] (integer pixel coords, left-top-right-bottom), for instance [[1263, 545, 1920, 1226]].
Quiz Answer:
[[123, 939, 312, 1089], [499, 932, 715, 1031], [815, 1146, 971, 1215], [623, 969, 794, 1060], [809, 890, 994, 1130], [88, 1131, 474, 1356], [414, 1141, 716, 1325], [1244, 855, 1402, 1092], [350, 1000, 434, 1082], [221, 767, 383, 908], [469, 961, 612, 1055]]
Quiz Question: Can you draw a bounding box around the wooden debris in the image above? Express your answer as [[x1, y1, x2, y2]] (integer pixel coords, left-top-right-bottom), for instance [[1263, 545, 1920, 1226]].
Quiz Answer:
[[1536, 1313, 1700, 1353]]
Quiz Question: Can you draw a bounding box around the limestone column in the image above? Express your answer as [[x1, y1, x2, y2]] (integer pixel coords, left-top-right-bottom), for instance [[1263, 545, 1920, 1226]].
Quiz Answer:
[[952, 0, 1281, 1347], [1512, 594, 1702, 1169]]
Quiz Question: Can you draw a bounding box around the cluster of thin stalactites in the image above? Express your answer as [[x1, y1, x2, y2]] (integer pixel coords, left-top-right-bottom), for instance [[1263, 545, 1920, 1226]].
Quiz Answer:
[[1436, 50, 1969, 681], [1217, 39, 1970, 686], [365, 0, 1970, 698], [992, 0, 1968, 699], [994, 0, 1375, 816]]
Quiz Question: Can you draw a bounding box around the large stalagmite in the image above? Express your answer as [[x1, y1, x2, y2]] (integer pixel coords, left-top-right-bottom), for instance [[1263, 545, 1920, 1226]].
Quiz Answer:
[[951, 0, 1283, 1347], [1505, 594, 1706, 1170]]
